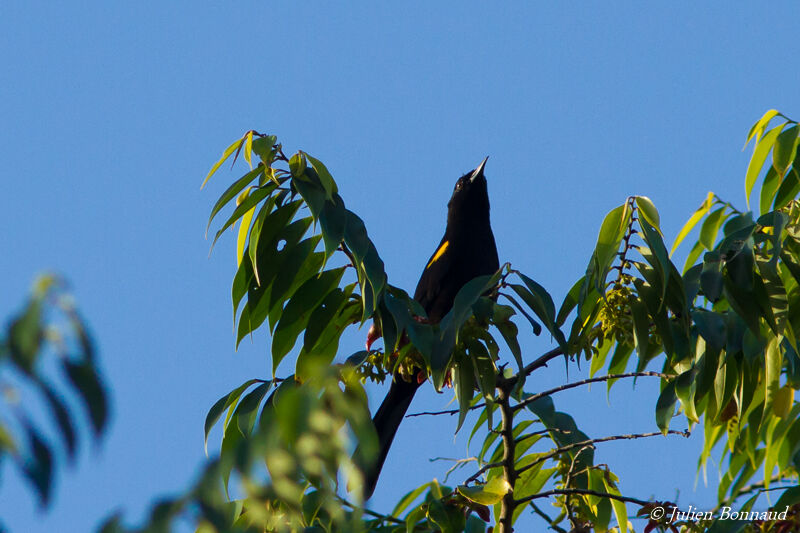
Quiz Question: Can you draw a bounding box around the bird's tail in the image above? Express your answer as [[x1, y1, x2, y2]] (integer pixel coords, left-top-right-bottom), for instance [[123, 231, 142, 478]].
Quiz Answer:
[[362, 375, 422, 499]]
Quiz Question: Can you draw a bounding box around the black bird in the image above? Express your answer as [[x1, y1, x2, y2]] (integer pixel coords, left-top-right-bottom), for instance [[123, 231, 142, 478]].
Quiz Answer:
[[364, 157, 499, 498]]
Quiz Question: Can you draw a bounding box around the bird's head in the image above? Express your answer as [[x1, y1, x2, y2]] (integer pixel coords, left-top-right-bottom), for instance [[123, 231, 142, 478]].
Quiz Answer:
[[447, 156, 491, 225]]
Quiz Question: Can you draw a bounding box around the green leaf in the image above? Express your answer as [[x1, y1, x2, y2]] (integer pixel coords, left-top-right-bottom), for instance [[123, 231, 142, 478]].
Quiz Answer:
[[39, 383, 77, 459], [405, 506, 427, 533], [271, 267, 345, 371], [682, 240, 705, 274], [266, 236, 323, 325], [671, 192, 714, 255], [774, 486, 800, 509], [62, 360, 107, 437], [21, 422, 53, 505], [772, 124, 799, 177], [773, 167, 800, 210], [251, 135, 277, 161], [209, 186, 273, 251], [655, 380, 677, 434], [236, 201, 256, 268], [759, 166, 781, 216], [293, 167, 326, 219], [513, 466, 556, 525], [471, 341, 496, 402], [635, 196, 661, 233], [232, 381, 268, 436], [302, 152, 338, 199], [205, 166, 266, 236], [745, 124, 783, 209], [629, 298, 650, 361], [243, 130, 253, 169], [744, 109, 780, 147], [296, 301, 360, 378], [392, 482, 432, 517], [441, 273, 502, 337], [501, 292, 542, 336], [510, 276, 567, 350], [639, 216, 672, 305], [603, 476, 628, 533], [303, 286, 351, 352], [202, 137, 245, 189], [8, 305, 43, 376], [699, 207, 728, 251], [457, 478, 512, 505], [593, 203, 630, 288], [247, 198, 275, 285], [495, 317, 522, 371], [319, 197, 347, 260], [762, 335, 782, 427], [557, 277, 584, 327], [675, 368, 699, 423], [700, 252, 723, 302], [203, 379, 263, 455], [692, 309, 726, 352], [454, 357, 476, 433], [525, 396, 593, 481]]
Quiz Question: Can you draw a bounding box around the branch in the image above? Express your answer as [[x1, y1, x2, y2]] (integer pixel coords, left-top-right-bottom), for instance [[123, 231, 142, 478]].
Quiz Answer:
[[464, 460, 505, 485], [337, 497, 404, 525], [516, 488, 652, 508], [496, 385, 517, 533], [711, 475, 797, 512], [516, 430, 690, 476], [406, 402, 486, 418], [563, 445, 594, 529], [497, 347, 564, 391], [513, 372, 672, 412], [515, 427, 571, 445], [429, 456, 478, 483], [529, 502, 569, 533]]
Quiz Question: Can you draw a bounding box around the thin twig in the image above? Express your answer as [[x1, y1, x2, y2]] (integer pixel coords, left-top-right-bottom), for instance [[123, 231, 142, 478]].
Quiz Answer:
[[711, 476, 797, 513], [516, 488, 652, 508], [337, 497, 404, 525], [429, 456, 478, 483], [515, 427, 571, 445], [516, 430, 690, 476], [406, 402, 486, 418], [529, 502, 569, 533], [563, 445, 594, 529], [498, 347, 565, 390], [513, 372, 672, 412], [463, 461, 506, 485]]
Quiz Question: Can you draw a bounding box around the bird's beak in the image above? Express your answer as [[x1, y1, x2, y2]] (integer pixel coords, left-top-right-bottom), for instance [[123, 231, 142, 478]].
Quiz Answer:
[[469, 156, 489, 183]]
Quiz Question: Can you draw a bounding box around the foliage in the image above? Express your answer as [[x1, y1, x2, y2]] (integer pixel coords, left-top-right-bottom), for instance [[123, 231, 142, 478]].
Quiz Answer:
[[108, 111, 800, 532], [0, 275, 109, 514]]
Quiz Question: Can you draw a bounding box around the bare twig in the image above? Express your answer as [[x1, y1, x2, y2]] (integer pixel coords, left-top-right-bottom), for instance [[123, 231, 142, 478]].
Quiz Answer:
[[513, 372, 672, 412], [529, 502, 569, 533], [516, 488, 652, 508], [497, 347, 565, 392], [337, 497, 404, 525], [429, 456, 478, 483], [463, 460, 506, 485], [406, 402, 486, 418], [515, 427, 571, 445], [516, 429, 690, 476], [711, 475, 797, 512], [563, 445, 594, 528]]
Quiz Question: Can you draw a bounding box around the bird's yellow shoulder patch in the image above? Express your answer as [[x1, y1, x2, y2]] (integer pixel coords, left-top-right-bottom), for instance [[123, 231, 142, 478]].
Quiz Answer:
[[426, 240, 449, 269]]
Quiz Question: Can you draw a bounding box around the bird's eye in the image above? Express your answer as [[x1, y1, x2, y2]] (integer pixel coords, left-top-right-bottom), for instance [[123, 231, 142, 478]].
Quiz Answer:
[[455, 181, 463, 191]]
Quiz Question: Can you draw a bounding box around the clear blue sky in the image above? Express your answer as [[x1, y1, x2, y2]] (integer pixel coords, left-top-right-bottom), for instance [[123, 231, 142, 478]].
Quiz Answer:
[[2, 3, 799, 531]]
